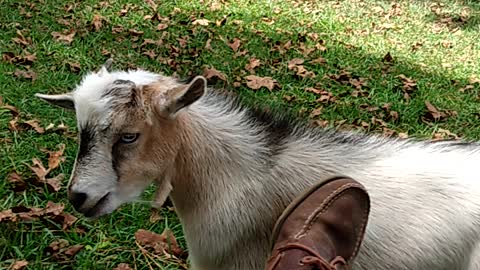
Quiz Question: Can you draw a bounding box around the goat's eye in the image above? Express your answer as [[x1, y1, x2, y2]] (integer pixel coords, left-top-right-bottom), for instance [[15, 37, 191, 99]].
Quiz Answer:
[[120, 133, 139, 144]]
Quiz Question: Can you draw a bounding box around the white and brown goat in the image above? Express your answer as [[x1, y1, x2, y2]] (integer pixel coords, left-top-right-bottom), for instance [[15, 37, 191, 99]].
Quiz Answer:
[[36, 61, 480, 270]]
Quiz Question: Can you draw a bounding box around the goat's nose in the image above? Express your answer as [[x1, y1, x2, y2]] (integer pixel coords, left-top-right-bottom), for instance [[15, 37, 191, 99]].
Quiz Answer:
[[69, 192, 88, 211]]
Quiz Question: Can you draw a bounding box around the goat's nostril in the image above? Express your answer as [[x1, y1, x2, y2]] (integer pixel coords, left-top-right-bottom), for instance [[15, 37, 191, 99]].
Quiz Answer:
[[69, 192, 88, 211]]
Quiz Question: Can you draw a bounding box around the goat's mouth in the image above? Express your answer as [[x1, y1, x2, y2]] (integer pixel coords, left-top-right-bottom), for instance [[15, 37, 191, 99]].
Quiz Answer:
[[82, 192, 111, 218]]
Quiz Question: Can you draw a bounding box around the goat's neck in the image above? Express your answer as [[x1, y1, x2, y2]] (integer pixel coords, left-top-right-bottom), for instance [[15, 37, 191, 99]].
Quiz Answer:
[[168, 100, 263, 216]]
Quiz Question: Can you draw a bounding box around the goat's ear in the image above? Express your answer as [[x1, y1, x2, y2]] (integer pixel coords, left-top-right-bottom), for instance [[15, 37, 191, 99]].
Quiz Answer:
[[157, 76, 206, 117], [34, 93, 75, 110], [98, 58, 113, 76]]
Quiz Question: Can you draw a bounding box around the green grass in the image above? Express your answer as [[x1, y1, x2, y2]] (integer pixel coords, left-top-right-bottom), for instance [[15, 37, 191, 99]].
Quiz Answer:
[[1, 0, 479, 269]]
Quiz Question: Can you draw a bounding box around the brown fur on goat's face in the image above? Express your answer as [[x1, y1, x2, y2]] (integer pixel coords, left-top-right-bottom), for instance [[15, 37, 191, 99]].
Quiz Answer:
[[35, 67, 206, 218]]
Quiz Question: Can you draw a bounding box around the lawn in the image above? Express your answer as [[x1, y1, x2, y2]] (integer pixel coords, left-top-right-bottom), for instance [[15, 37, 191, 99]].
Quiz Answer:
[[1, 0, 479, 269]]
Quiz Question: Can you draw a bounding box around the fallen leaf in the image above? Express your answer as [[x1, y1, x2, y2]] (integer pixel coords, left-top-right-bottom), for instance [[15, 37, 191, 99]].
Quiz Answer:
[[11, 30, 31, 46], [397, 74, 417, 100], [142, 50, 157, 59], [113, 263, 133, 270], [205, 38, 213, 51], [459, 85, 474, 92], [288, 58, 304, 68], [309, 57, 326, 65], [64, 245, 84, 256], [45, 174, 64, 192], [1, 103, 19, 116], [51, 30, 76, 45], [145, 0, 158, 10], [310, 107, 322, 118], [23, 119, 44, 133], [13, 69, 37, 81], [44, 144, 66, 171], [7, 171, 27, 192], [0, 209, 16, 222], [29, 158, 49, 180], [192, 19, 210, 26], [227, 38, 241, 52], [3, 51, 36, 65], [424, 100, 446, 121], [9, 260, 28, 270], [287, 58, 315, 78], [157, 23, 168, 30], [68, 62, 81, 73], [245, 58, 261, 73], [159, 228, 185, 258], [203, 67, 227, 81], [92, 14, 105, 31], [245, 75, 278, 91], [128, 29, 144, 36]]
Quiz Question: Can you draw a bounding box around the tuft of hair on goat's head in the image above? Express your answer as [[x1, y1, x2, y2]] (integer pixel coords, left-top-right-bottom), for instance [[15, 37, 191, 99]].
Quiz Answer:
[[35, 59, 207, 218]]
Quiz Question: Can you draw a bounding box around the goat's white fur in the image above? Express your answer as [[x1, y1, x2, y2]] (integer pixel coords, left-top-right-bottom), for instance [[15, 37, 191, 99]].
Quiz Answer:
[[37, 68, 480, 270]]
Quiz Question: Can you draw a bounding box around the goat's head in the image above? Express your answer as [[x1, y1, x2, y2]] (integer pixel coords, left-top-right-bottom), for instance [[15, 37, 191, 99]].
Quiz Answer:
[[35, 60, 206, 218]]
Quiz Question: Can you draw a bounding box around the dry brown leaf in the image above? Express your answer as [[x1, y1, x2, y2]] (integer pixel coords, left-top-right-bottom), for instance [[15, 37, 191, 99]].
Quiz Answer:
[[9, 260, 28, 270], [316, 90, 336, 103], [349, 78, 368, 90], [3, 51, 36, 65], [397, 74, 417, 100], [68, 62, 81, 73], [92, 14, 105, 31], [245, 75, 278, 91], [51, 30, 76, 45], [192, 19, 210, 26], [135, 228, 186, 257], [157, 23, 168, 30], [45, 174, 64, 192], [424, 101, 445, 121], [7, 172, 27, 192], [142, 50, 157, 59], [129, 29, 144, 36], [45, 144, 66, 171], [310, 107, 322, 118], [288, 58, 304, 69], [45, 239, 83, 260], [23, 119, 44, 133], [245, 58, 261, 73], [1, 104, 19, 116], [13, 69, 37, 81], [203, 67, 227, 81], [113, 263, 133, 270], [287, 58, 315, 78], [459, 85, 474, 92], [205, 38, 213, 51], [0, 209, 16, 222], [309, 57, 326, 65], [145, 0, 158, 10], [228, 38, 241, 52], [64, 245, 84, 257], [12, 30, 31, 46], [29, 158, 49, 180]]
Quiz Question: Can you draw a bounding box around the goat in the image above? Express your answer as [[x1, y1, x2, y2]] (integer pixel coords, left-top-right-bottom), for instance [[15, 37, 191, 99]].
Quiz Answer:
[[35, 61, 480, 270]]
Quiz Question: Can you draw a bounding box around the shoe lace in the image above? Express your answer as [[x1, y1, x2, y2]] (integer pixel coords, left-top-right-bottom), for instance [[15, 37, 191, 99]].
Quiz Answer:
[[276, 243, 348, 270]]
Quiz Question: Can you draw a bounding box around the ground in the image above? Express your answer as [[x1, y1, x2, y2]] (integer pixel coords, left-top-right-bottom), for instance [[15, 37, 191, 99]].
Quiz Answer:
[[1, 0, 479, 269]]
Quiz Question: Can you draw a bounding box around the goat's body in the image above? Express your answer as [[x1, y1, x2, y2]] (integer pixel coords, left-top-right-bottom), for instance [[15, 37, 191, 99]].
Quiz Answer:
[[38, 67, 480, 270], [168, 89, 480, 270]]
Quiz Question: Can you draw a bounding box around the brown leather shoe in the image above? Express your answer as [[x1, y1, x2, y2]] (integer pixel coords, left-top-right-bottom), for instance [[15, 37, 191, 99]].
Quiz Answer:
[[265, 176, 370, 270]]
